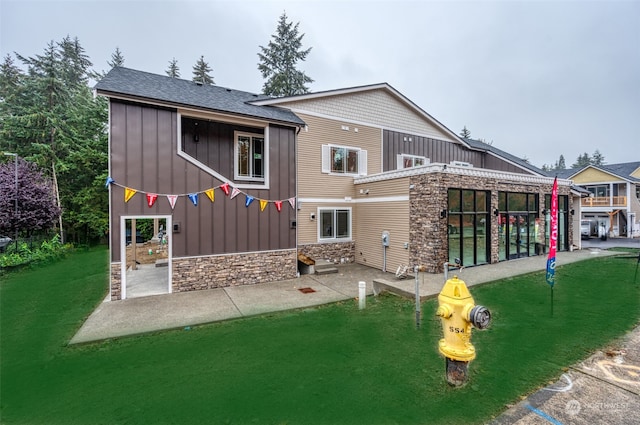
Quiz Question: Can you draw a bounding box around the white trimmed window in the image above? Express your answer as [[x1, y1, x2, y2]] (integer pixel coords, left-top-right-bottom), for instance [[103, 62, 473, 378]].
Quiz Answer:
[[319, 208, 352, 240], [235, 132, 265, 181], [397, 154, 429, 169], [322, 144, 367, 176]]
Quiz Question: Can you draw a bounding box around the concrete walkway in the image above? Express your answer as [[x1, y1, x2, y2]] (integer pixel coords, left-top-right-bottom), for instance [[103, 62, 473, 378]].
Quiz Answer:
[[70, 248, 618, 345]]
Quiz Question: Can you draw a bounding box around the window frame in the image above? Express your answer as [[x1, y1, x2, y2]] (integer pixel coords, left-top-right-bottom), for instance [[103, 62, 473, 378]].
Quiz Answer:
[[321, 144, 367, 176], [234, 131, 266, 182], [318, 207, 352, 241], [397, 154, 429, 169]]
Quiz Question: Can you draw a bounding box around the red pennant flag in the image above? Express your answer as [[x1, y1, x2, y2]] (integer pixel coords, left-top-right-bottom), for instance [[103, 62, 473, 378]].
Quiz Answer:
[[220, 182, 230, 196], [274, 201, 282, 212], [146, 193, 158, 208]]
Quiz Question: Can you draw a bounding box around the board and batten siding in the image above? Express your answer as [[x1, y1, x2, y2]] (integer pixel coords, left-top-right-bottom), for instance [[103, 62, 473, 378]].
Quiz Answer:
[[277, 89, 457, 141], [109, 100, 296, 262], [354, 177, 410, 272]]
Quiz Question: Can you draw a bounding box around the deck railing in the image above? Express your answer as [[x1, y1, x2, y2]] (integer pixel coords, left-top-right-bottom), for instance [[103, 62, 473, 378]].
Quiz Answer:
[[581, 196, 627, 207]]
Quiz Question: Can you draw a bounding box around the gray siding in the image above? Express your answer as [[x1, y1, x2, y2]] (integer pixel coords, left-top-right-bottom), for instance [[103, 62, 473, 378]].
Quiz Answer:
[[109, 100, 296, 262], [383, 130, 530, 174]]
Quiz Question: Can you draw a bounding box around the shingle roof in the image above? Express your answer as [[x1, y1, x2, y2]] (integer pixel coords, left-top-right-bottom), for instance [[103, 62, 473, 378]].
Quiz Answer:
[[555, 161, 640, 182], [94, 67, 305, 126], [463, 138, 546, 176]]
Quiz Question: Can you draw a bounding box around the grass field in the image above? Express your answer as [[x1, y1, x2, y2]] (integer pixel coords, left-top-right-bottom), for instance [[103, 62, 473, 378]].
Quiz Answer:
[[1, 247, 639, 425]]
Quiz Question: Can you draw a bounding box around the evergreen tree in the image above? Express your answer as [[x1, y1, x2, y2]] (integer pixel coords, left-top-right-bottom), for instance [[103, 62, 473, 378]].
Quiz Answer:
[[108, 47, 124, 68], [1, 37, 109, 244], [591, 149, 605, 166], [459, 126, 471, 139], [572, 152, 591, 168], [258, 11, 313, 96], [166, 58, 180, 78], [192, 55, 214, 85], [555, 154, 566, 170]]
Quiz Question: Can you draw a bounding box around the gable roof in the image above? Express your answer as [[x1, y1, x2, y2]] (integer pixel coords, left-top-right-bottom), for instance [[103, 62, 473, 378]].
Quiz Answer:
[[463, 138, 547, 176], [251, 83, 469, 148], [94, 67, 305, 126], [557, 161, 640, 182]]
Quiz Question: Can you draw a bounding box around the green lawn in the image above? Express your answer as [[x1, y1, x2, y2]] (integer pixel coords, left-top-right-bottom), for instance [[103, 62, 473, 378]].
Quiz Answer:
[[1, 247, 639, 425]]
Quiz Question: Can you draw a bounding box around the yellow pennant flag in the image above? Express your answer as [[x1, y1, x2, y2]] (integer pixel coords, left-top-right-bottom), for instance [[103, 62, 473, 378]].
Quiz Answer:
[[260, 199, 268, 211], [205, 188, 215, 203], [124, 187, 137, 202]]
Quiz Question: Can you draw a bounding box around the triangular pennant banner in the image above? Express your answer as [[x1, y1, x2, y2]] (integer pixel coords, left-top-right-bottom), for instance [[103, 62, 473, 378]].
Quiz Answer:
[[124, 187, 137, 203], [245, 195, 254, 207], [260, 200, 268, 211], [220, 182, 230, 196], [230, 187, 241, 200], [288, 197, 296, 210], [188, 193, 199, 206], [274, 201, 282, 212], [205, 189, 215, 203], [105, 176, 114, 188], [167, 195, 178, 209], [146, 193, 158, 208]]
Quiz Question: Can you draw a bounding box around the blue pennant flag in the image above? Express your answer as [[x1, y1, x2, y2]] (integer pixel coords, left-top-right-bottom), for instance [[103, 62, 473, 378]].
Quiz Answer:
[[245, 195, 254, 207], [188, 193, 199, 206], [105, 176, 114, 188]]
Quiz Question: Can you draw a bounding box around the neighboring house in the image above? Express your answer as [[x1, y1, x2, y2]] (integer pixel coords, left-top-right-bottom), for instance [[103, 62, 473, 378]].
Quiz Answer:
[[253, 84, 577, 274], [96, 67, 304, 300], [556, 162, 640, 238]]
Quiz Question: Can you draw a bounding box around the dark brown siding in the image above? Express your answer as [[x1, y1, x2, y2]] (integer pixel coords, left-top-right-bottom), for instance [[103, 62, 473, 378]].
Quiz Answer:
[[383, 130, 531, 174], [109, 100, 296, 262]]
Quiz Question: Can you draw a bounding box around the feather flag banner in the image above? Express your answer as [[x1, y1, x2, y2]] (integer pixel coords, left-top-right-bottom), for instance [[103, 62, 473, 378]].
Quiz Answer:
[[546, 177, 558, 288], [205, 189, 215, 203], [146, 193, 158, 208], [124, 188, 137, 202]]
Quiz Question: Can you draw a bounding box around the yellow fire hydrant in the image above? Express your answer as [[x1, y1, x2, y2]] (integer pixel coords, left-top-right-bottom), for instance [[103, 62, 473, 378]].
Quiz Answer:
[[436, 275, 491, 386]]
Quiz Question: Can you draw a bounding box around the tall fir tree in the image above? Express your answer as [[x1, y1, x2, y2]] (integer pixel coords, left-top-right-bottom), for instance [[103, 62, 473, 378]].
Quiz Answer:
[[166, 58, 180, 78], [108, 47, 124, 68], [572, 152, 591, 168], [459, 126, 471, 139], [591, 149, 605, 166], [192, 56, 214, 85], [258, 11, 313, 96]]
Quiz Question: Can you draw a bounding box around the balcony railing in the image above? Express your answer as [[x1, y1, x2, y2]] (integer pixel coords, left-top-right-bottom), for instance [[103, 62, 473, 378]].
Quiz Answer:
[[581, 196, 627, 207]]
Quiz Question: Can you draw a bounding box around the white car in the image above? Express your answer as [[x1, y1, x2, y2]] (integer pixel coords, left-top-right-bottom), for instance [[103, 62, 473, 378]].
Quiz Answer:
[[580, 220, 591, 239]]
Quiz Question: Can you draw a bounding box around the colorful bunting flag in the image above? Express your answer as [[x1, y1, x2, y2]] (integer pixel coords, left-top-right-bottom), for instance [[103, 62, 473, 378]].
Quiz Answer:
[[288, 197, 296, 210], [230, 187, 241, 199], [274, 201, 282, 212], [260, 200, 268, 211], [245, 195, 254, 207], [105, 176, 114, 187], [146, 193, 158, 208], [205, 189, 215, 203], [167, 195, 178, 209], [188, 193, 199, 206], [124, 187, 137, 202], [220, 182, 230, 196]]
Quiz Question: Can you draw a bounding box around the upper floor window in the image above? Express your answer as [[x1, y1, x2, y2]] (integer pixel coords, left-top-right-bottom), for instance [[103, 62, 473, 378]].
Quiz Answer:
[[397, 154, 428, 169], [321, 144, 367, 176], [235, 132, 265, 181]]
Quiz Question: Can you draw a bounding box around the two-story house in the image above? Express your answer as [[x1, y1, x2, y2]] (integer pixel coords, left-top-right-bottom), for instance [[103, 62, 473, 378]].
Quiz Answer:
[[558, 162, 640, 238], [96, 67, 304, 300], [253, 84, 576, 274]]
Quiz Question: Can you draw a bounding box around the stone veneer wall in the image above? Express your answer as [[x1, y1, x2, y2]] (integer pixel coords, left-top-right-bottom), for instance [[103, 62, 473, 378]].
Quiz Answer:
[[110, 263, 122, 300], [171, 249, 298, 292], [298, 242, 356, 264], [409, 172, 572, 273]]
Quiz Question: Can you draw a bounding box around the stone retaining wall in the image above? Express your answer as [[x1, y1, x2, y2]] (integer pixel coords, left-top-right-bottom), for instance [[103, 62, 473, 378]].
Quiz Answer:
[[298, 241, 356, 264], [110, 263, 122, 300]]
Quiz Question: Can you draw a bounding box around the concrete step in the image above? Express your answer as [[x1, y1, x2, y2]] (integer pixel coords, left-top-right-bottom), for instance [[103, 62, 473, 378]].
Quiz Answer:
[[315, 261, 339, 275]]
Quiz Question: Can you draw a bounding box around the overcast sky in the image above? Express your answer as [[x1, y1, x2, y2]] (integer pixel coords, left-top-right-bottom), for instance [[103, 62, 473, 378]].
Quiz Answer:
[[2, 0, 638, 169]]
